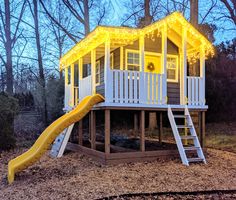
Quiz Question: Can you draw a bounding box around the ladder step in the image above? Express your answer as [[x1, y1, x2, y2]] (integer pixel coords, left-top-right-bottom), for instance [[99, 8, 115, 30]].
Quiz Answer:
[[184, 146, 200, 151], [174, 115, 187, 118], [177, 125, 192, 129], [181, 135, 196, 140], [188, 157, 204, 162]]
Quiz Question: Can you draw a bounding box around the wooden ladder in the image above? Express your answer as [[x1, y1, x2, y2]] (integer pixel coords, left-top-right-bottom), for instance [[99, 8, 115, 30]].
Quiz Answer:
[[50, 124, 74, 158], [167, 105, 206, 165]]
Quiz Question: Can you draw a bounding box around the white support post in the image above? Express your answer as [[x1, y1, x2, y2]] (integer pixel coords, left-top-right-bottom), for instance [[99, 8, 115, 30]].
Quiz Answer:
[[79, 58, 83, 80], [161, 24, 167, 104], [64, 67, 68, 108], [91, 49, 96, 94], [104, 37, 112, 102], [120, 46, 124, 70], [200, 45, 205, 105], [180, 27, 187, 105], [70, 63, 75, 106], [78, 58, 83, 101], [139, 35, 145, 103]]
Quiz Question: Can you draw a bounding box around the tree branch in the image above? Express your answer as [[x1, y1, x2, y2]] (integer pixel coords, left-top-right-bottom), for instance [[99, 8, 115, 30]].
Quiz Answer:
[[39, 0, 78, 44]]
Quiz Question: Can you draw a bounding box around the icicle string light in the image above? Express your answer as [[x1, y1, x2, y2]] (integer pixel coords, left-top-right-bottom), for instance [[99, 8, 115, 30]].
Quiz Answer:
[[60, 12, 214, 70]]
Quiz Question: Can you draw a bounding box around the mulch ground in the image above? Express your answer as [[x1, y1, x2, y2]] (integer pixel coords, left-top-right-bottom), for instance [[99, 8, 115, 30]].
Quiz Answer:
[[0, 148, 235, 200]]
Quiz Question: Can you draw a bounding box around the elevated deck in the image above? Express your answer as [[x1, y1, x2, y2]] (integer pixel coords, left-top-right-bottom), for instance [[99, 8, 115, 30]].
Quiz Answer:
[[93, 102, 208, 111]]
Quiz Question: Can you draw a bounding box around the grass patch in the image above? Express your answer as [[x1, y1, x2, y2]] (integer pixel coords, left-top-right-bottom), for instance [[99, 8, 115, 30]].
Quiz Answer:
[[206, 122, 236, 153]]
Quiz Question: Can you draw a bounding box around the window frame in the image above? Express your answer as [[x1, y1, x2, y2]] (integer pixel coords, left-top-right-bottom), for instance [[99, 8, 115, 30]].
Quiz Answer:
[[167, 55, 178, 83], [125, 49, 140, 71], [95, 60, 101, 86]]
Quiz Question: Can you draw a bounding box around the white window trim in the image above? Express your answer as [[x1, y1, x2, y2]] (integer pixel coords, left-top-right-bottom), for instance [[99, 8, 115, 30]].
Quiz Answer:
[[125, 49, 179, 82], [95, 60, 100, 86], [125, 49, 140, 71], [167, 55, 179, 83]]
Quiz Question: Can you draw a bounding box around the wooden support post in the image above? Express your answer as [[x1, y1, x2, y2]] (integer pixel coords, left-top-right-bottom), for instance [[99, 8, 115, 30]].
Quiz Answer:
[[140, 110, 145, 152], [105, 109, 110, 154], [201, 111, 206, 148], [134, 113, 138, 131], [90, 110, 96, 149], [159, 112, 163, 144], [78, 120, 83, 145], [149, 112, 157, 130]]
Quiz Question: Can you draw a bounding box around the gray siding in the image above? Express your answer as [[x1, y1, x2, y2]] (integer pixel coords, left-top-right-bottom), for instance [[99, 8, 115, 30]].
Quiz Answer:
[[95, 32, 180, 104], [96, 48, 120, 96]]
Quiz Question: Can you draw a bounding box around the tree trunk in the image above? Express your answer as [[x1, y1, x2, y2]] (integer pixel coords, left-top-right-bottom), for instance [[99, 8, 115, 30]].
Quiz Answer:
[[83, 0, 90, 35], [190, 0, 199, 76], [190, 0, 199, 28], [4, 0, 13, 95], [144, 0, 152, 25], [33, 0, 48, 125]]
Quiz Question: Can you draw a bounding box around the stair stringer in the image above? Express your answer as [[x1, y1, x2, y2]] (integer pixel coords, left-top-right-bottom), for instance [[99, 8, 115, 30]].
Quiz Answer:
[[185, 106, 206, 163], [168, 106, 189, 166]]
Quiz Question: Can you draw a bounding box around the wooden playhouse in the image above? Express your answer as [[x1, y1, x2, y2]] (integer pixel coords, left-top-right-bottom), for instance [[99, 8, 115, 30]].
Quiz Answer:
[[59, 12, 214, 165]]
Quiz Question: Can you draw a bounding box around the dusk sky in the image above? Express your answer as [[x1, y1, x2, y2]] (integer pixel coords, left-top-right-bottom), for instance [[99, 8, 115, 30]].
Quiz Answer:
[[110, 0, 236, 44]]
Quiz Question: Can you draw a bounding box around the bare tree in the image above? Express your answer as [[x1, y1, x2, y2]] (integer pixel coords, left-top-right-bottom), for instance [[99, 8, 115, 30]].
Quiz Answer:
[[219, 0, 236, 26], [0, 0, 26, 95], [138, 0, 153, 27], [27, 0, 48, 125], [39, 0, 91, 43]]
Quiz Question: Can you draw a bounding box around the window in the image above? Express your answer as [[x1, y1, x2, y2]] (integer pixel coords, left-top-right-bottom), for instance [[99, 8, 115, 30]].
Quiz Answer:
[[74, 63, 79, 87], [95, 61, 100, 85], [126, 50, 140, 71], [68, 66, 71, 84], [167, 56, 178, 82], [82, 63, 91, 78], [110, 53, 114, 69]]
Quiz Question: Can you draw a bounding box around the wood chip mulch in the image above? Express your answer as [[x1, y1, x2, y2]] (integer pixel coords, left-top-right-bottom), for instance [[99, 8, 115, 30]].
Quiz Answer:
[[0, 148, 236, 200]]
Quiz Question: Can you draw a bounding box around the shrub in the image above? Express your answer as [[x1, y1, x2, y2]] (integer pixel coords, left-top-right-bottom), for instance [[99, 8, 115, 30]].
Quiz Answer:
[[0, 93, 19, 151]]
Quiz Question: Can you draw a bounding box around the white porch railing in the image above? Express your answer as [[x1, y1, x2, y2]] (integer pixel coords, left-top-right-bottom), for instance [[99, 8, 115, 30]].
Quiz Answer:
[[111, 70, 163, 104], [187, 76, 204, 106], [79, 75, 92, 100]]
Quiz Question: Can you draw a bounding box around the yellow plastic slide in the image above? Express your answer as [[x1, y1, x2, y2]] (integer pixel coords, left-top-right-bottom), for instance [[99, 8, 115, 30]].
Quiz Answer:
[[8, 94, 104, 184]]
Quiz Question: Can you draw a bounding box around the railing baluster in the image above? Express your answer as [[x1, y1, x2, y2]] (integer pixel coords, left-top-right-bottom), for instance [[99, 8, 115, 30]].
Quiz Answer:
[[153, 73, 157, 104], [129, 71, 133, 103], [114, 71, 118, 103], [157, 74, 161, 104], [196, 77, 199, 105], [187, 77, 190, 105], [134, 72, 137, 103], [120, 71, 123, 103], [124, 71, 128, 103], [191, 78, 195, 105]]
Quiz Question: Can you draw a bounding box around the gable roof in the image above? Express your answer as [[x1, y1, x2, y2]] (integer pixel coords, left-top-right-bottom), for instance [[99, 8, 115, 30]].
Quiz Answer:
[[60, 12, 214, 70]]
